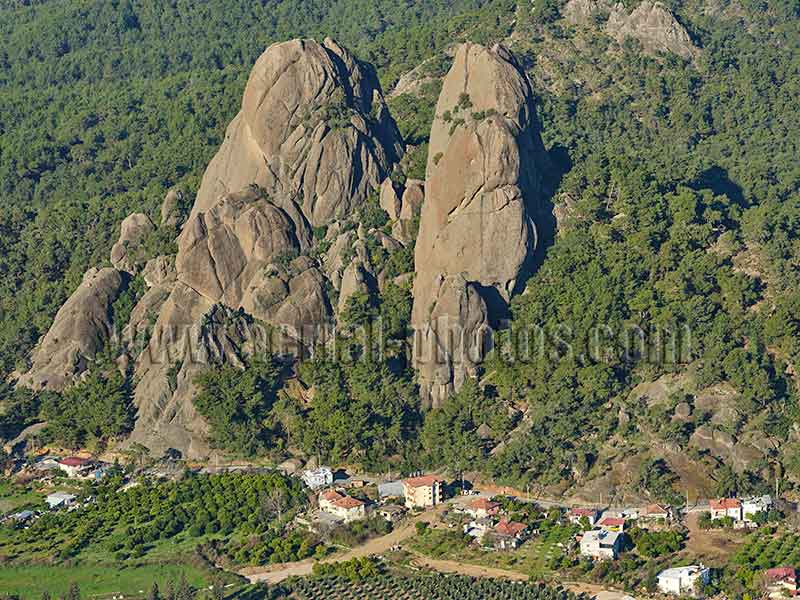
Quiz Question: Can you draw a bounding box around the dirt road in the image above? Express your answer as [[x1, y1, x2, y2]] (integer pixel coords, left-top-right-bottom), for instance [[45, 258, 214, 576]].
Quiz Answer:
[[242, 506, 443, 583], [408, 552, 529, 581]]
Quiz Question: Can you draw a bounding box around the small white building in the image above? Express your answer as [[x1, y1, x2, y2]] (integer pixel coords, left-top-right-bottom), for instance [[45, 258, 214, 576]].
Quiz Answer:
[[463, 517, 494, 540], [58, 457, 92, 478], [45, 492, 77, 509], [302, 466, 333, 490], [567, 508, 600, 527], [378, 504, 407, 523], [742, 495, 772, 522], [580, 529, 623, 560], [657, 565, 710, 596]]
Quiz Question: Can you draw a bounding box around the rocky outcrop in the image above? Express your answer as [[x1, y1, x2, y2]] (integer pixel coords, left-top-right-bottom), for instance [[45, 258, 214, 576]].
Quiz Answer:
[[18, 268, 124, 390], [563, 0, 698, 60], [110, 213, 154, 274], [192, 37, 403, 227], [411, 43, 547, 408]]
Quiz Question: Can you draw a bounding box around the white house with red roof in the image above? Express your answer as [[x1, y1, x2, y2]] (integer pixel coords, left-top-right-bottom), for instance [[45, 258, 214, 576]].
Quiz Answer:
[[765, 567, 799, 598], [641, 503, 671, 522], [491, 519, 529, 550], [598, 516, 626, 532], [568, 508, 600, 527], [318, 490, 367, 523], [710, 498, 742, 521], [57, 456, 92, 478], [467, 497, 500, 519], [402, 475, 443, 509]]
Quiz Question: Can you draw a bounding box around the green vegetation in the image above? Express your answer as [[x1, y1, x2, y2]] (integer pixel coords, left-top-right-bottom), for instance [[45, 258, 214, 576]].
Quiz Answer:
[[193, 355, 283, 456], [0, 472, 311, 567]]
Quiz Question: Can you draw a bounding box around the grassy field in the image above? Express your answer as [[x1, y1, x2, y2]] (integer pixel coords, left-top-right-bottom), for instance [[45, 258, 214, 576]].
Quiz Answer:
[[407, 523, 579, 579], [0, 480, 45, 513], [0, 563, 216, 598]]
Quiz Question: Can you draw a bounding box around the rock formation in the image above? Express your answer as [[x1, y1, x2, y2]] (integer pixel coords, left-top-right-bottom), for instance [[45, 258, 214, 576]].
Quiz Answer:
[[192, 37, 403, 227], [411, 43, 548, 409], [110, 213, 154, 274], [19, 38, 404, 458], [18, 267, 124, 390], [563, 0, 698, 60]]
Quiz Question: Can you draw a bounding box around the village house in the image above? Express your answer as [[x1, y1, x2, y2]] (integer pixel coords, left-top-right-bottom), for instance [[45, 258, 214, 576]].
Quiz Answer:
[[490, 519, 529, 550], [656, 565, 710, 596], [597, 516, 626, 532], [709, 498, 743, 521], [466, 497, 500, 519], [45, 492, 77, 510], [464, 516, 494, 541], [403, 475, 443, 509], [318, 490, 367, 523], [377, 504, 407, 523], [640, 503, 671, 522], [580, 529, 623, 560], [743, 495, 773, 522], [568, 508, 600, 527], [58, 456, 92, 478], [302, 466, 333, 490], [4, 510, 34, 524], [765, 567, 799, 598], [378, 480, 405, 500]]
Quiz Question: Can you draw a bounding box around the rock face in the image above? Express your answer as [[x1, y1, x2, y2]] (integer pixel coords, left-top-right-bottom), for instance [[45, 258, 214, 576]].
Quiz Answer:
[[18, 268, 124, 390], [110, 213, 154, 274], [563, 0, 698, 60], [193, 37, 403, 227], [19, 38, 404, 459], [411, 43, 547, 409]]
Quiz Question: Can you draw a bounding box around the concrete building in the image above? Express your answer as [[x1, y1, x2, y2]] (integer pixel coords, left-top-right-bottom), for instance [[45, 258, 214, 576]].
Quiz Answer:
[[378, 480, 405, 499], [45, 492, 77, 509], [402, 475, 443, 509], [743, 495, 772, 522], [302, 466, 333, 490], [378, 504, 407, 523], [656, 565, 710, 596], [580, 529, 623, 560]]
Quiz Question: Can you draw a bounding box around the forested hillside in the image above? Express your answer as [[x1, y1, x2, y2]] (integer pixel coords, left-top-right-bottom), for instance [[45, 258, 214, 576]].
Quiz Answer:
[[2, 0, 800, 502]]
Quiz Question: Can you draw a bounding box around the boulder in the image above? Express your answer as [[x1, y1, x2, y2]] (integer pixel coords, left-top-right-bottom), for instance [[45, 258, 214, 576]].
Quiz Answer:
[[110, 213, 154, 274], [192, 38, 403, 227], [379, 178, 402, 220], [411, 43, 548, 408], [18, 268, 124, 390], [160, 189, 185, 228], [563, 0, 698, 60]]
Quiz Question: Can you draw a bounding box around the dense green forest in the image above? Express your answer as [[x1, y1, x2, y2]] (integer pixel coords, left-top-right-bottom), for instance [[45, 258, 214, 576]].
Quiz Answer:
[[1, 0, 800, 500]]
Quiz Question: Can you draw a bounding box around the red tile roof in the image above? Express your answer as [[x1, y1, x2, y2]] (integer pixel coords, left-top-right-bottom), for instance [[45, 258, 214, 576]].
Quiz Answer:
[[569, 508, 597, 517], [59, 457, 90, 467], [403, 475, 442, 488], [710, 498, 741, 510], [470, 498, 500, 511], [495, 519, 527, 537], [598, 517, 625, 527], [321, 490, 342, 503], [644, 504, 669, 515], [766, 567, 797, 582], [333, 495, 365, 509]]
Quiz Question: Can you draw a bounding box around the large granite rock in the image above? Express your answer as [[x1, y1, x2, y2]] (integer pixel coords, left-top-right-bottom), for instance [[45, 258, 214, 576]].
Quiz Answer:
[[18, 267, 124, 390], [192, 37, 403, 227], [110, 213, 154, 274], [411, 43, 547, 408], [563, 0, 698, 60]]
